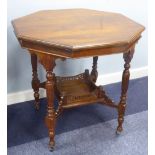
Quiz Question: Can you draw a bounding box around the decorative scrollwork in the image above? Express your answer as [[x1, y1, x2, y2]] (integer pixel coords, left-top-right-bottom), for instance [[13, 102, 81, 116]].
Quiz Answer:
[[67, 94, 94, 103], [96, 86, 117, 108], [55, 96, 64, 118], [56, 73, 85, 82]]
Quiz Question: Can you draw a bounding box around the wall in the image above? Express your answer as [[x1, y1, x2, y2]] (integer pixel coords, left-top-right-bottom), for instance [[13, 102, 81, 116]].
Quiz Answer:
[[7, 0, 147, 94]]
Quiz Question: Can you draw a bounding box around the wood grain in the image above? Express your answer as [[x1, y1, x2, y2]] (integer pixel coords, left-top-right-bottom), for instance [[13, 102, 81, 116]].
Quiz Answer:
[[12, 9, 145, 58]]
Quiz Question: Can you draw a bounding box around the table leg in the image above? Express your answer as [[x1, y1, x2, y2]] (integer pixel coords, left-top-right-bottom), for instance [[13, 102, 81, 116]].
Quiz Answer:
[[38, 54, 56, 151], [116, 48, 134, 134], [91, 56, 98, 82], [31, 53, 40, 110]]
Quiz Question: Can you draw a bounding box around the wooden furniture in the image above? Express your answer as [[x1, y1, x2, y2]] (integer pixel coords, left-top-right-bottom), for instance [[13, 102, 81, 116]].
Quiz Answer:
[[12, 9, 145, 151]]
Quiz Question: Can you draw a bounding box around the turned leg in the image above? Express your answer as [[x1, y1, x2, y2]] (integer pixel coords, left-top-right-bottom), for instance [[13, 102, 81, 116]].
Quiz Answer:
[[31, 53, 40, 110], [39, 54, 56, 151], [45, 71, 56, 151], [91, 56, 98, 82], [116, 48, 134, 134]]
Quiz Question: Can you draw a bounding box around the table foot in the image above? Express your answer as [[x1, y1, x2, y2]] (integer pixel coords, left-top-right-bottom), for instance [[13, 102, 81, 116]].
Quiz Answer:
[[34, 101, 40, 110], [116, 103, 125, 135], [34, 91, 40, 110], [49, 141, 55, 152], [49, 147, 54, 152], [116, 126, 123, 135]]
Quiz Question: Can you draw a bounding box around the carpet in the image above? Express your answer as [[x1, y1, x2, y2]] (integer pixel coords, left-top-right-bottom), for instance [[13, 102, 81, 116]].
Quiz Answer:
[[7, 76, 148, 154], [8, 111, 148, 155]]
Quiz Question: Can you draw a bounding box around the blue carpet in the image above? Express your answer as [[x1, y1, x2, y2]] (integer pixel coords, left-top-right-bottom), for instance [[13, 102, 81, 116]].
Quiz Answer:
[[8, 111, 148, 155], [7, 77, 148, 148]]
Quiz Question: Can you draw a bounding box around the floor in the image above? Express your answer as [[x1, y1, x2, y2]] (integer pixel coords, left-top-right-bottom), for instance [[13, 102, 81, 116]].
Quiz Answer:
[[7, 77, 148, 155]]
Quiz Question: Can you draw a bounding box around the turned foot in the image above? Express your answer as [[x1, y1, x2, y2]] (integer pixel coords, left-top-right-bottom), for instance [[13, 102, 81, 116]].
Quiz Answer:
[[49, 140, 55, 151], [116, 126, 123, 135], [34, 101, 40, 110], [34, 92, 40, 110], [49, 145, 55, 152]]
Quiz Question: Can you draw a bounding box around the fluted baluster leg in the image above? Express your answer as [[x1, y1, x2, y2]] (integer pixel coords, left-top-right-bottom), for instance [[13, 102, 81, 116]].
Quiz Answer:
[[31, 53, 40, 110], [116, 48, 134, 134], [39, 54, 56, 151], [91, 56, 98, 82]]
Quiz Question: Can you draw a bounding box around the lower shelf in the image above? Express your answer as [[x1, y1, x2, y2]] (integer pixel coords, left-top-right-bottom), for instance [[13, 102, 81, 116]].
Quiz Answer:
[[55, 70, 111, 108]]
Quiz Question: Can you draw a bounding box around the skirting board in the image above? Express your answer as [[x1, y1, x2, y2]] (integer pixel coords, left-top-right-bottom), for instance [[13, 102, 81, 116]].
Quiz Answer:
[[7, 66, 148, 105]]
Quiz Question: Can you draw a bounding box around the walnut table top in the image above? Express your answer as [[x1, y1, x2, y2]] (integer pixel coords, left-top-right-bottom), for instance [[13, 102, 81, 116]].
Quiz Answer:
[[12, 9, 144, 58]]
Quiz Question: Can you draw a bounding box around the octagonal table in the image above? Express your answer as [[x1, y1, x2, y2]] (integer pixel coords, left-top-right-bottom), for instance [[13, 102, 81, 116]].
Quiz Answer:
[[12, 9, 145, 151]]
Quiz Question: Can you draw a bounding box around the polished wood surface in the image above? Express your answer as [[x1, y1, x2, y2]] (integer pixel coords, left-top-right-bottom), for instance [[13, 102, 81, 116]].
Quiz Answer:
[[12, 9, 144, 58], [12, 9, 145, 151]]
